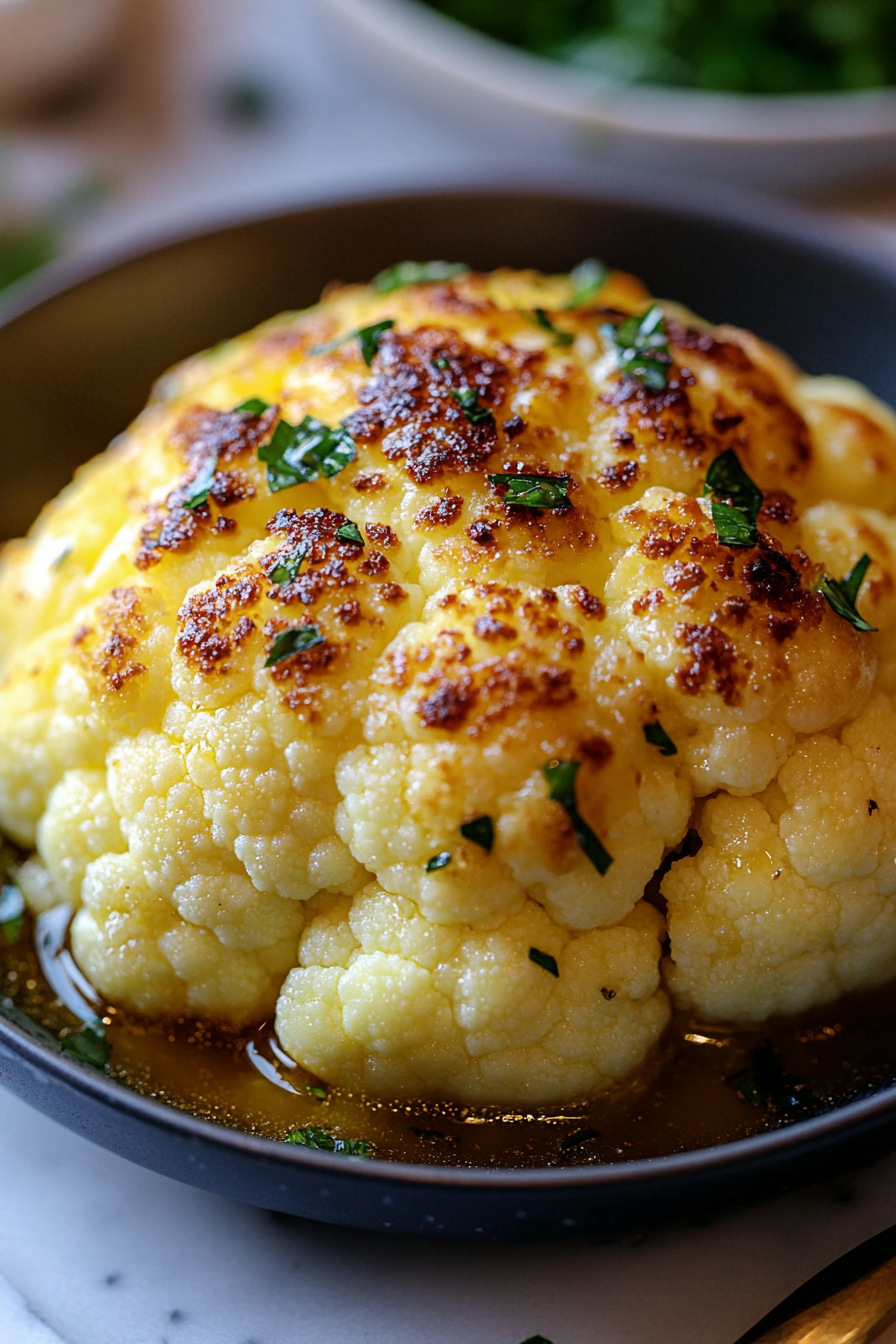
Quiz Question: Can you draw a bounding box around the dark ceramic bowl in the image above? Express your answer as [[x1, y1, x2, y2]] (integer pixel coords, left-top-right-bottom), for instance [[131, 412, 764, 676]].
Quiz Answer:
[[3, 175, 896, 1241]]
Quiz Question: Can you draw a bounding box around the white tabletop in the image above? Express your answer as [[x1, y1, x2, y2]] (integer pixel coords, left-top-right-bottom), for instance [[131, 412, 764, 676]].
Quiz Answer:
[[5, 2, 896, 1341]]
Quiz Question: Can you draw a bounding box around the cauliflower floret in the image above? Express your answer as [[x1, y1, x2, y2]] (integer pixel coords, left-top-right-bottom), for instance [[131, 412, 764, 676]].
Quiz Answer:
[[276, 883, 669, 1103], [337, 583, 691, 929], [604, 486, 876, 795], [664, 692, 896, 1020]]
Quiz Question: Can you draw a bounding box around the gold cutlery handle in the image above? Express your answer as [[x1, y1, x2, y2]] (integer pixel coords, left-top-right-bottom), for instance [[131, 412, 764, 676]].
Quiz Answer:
[[752, 1253, 896, 1344]]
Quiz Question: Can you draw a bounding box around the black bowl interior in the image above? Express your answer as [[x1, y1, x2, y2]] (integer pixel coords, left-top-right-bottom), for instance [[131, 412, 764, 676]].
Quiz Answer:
[[3, 177, 896, 1240]]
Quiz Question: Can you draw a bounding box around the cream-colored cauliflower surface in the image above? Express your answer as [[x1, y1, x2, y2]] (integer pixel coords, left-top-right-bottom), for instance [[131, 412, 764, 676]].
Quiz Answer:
[[2, 263, 895, 1102]]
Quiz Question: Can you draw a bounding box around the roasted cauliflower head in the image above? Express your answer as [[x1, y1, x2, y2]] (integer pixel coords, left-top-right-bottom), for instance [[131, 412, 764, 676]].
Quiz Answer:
[[2, 262, 895, 1105]]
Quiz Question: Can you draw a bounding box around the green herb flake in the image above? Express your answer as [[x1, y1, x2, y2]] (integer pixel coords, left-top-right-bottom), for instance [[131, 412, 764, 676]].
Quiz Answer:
[[335, 520, 364, 546], [532, 307, 575, 347], [305, 1085, 328, 1101], [542, 759, 614, 875], [181, 454, 218, 510], [285, 1126, 369, 1156], [601, 304, 670, 391], [258, 415, 355, 492], [311, 318, 395, 366], [269, 544, 307, 587], [264, 625, 325, 667], [373, 260, 469, 293], [817, 553, 877, 632], [559, 1127, 601, 1150], [460, 815, 494, 851], [529, 946, 559, 977], [487, 472, 571, 510], [643, 721, 677, 756], [425, 851, 452, 872], [450, 386, 493, 425], [564, 257, 608, 309], [702, 448, 762, 548], [233, 398, 270, 415], [432, 356, 451, 370], [0, 882, 24, 944], [61, 1021, 109, 1069], [727, 1040, 819, 1119]]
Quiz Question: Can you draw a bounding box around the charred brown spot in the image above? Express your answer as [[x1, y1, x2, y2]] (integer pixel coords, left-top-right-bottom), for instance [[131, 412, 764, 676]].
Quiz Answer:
[[83, 587, 148, 692], [674, 622, 740, 704], [473, 615, 516, 642], [415, 494, 464, 529], [664, 561, 706, 595], [467, 518, 499, 545], [632, 589, 665, 614], [767, 615, 799, 643], [376, 582, 407, 604], [135, 502, 204, 570], [418, 677, 477, 730], [759, 491, 797, 525], [335, 599, 361, 625], [598, 459, 640, 492], [711, 410, 745, 434], [209, 470, 255, 507], [503, 415, 526, 439], [743, 540, 824, 626], [343, 327, 509, 483], [581, 735, 613, 767], [568, 586, 605, 620], [640, 520, 689, 560], [352, 472, 387, 492], [365, 522, 399, 549], [177, 569, 262, 674], [171, 403, 278, 467], [358, 550, 389, 576]]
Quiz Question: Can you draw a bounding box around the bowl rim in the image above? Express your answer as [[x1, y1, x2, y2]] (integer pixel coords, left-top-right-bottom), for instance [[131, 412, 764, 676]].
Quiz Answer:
[[313, 0, 896, 143], [4, 172, 896, 1191]]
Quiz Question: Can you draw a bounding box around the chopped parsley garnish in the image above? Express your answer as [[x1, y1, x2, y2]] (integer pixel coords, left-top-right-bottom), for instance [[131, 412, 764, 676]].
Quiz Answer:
[[0, 882, 24, 944], [233, 397, 270, 415], [487, 472, 571, 509], [643, 721, 677, 756], [727, 1040, 819, 1119], [601, 304, 670, 391], [460, 815, 494, 851], [335, 520, 364, 546], [817, 553, 877, 632], [373, 260, 469, 293], [542, 759, 613, 875], [269, 544, 306, 587], [532, 308, 574, 346], [529, 946, 559, 977], [305, 1084, 328, 1100], [285, 1126, 369, 1155], [559, 1127, 601, 1150], [450, 386, 493, 425], [61, 1021, 109, 1069], [258, 415, 355, 492], [181, 455, 217, 510], [311, 318, 395, 366], [432, 355, 451, 370], [564, 257, 607, 309], [425, 851, 452, 872], [703, 448, 762, 548], [264, 624, 325, 667]]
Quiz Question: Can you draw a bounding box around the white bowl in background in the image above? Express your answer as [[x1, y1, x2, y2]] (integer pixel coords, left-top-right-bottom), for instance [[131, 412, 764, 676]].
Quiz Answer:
[[310, 0, 896, 193]]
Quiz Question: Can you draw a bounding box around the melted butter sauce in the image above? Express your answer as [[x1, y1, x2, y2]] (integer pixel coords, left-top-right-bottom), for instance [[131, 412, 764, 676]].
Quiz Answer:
[[3, 914, 896, 1169]]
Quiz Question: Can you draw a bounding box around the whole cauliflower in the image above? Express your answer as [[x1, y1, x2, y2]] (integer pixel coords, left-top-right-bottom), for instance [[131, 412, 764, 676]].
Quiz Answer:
[[1, 262, 894, 1103]]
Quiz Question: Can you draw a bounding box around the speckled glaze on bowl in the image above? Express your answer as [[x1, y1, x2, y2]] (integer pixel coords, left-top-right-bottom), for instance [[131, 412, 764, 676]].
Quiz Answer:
[[3, 175, 896, 1240]]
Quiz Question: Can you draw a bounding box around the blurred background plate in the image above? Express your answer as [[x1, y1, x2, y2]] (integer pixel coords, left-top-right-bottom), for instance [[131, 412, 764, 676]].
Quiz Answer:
[[311, 0, 896, 192]]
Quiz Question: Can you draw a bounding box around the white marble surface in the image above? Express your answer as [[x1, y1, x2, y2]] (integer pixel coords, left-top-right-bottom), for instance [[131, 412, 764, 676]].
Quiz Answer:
[[3, 1083, 896, 1344], [6, 2, 896, 1342]]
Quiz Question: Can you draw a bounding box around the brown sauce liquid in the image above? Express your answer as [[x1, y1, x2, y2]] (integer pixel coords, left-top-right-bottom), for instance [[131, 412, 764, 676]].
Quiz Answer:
[[3, 913, 896, 1169]]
